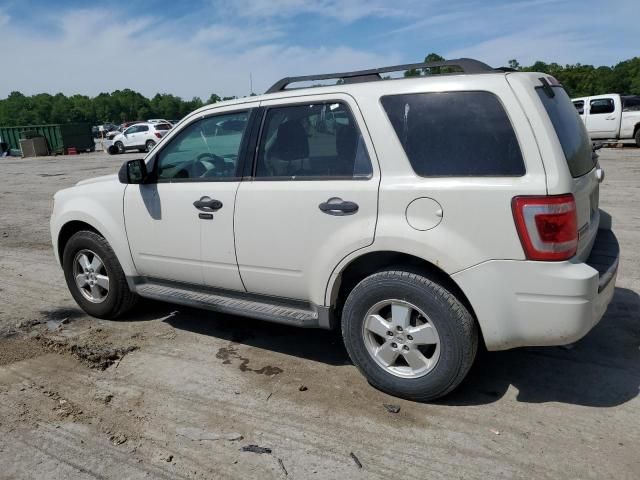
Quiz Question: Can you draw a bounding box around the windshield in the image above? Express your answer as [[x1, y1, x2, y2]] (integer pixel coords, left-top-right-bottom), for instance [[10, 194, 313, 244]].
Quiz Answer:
[[536, 86, 594, 177]]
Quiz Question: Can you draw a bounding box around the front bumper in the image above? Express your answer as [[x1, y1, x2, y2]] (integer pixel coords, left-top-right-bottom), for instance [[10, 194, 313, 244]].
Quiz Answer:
[[453, 228, 619, 351]]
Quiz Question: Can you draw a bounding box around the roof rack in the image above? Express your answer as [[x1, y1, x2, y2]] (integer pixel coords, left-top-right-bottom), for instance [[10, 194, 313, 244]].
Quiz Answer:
[[266, 58, 493, 94]]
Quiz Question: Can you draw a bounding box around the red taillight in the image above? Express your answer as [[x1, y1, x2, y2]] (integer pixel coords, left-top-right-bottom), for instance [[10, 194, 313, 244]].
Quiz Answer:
[[154, 132, 162, 139], [512, 194, 578, 261]]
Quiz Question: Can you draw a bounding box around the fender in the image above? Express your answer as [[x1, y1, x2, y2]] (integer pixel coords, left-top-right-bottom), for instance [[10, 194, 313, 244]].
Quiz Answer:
[[50, 181, 137, 277]]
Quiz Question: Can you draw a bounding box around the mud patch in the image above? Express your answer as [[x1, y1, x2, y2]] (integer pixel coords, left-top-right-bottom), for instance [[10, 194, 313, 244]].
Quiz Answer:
[[216, 344, 283, 376], [0, 338, 46, 366], [36, 337, 138, 370]]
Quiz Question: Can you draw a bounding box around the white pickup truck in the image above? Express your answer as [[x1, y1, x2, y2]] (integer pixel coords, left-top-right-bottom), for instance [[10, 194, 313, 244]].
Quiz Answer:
[[572, 93, 640, 146]]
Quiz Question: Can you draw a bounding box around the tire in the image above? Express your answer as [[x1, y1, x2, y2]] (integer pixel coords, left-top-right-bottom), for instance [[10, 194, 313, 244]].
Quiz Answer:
[[145, 140, 156, 152], [635, 128, 640, 148], [341, 269, 478, 402], [114, 141, 125, 154], [62, 230, 138, 319]]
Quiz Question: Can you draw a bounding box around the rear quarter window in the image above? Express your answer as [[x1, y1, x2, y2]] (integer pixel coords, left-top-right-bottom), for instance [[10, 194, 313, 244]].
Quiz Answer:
[[536, 86, 594, 178], [380, 91, 525, 177]]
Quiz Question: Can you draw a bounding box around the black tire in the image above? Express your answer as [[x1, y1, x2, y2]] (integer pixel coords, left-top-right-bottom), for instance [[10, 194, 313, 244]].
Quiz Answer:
[[62, 230, 138, 319], [341, 269, 478, 402], [145, 140, 156, 152], [114, 141, 125, 154], [635, 128, 640, 148]]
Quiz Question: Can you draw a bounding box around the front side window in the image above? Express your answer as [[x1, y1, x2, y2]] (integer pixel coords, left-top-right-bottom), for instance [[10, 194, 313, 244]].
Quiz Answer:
[[156, 111, 248, 181], [138, 125, 149, 132], [124, 126, 139, 135], [255, 102, 372, 179], [381, 91, 525, 176], [589, 98, 614, 115]]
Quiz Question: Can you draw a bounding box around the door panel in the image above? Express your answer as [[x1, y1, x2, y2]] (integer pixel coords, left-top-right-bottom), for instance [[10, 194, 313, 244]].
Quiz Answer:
[[124, 106, 257, 290], [124, 182, 206, 285], [586, 97, 619, 138], [234, 95, 380, 304]]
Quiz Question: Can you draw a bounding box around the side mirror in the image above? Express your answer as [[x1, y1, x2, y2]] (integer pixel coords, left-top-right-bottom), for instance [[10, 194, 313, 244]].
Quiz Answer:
[[118, 159, 148, 184]]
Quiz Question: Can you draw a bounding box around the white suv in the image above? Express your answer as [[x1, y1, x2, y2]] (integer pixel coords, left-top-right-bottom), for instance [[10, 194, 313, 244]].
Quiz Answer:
[[50, 58, 619, 401], [110, 122, 172, 154]]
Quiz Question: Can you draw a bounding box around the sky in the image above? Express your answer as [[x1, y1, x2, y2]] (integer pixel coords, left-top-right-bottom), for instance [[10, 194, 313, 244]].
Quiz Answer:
[[0, 0, 637, 100]]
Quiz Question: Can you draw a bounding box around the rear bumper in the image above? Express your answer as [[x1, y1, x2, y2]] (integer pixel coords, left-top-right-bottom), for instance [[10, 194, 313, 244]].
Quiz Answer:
[[453, 228, 619, 351]]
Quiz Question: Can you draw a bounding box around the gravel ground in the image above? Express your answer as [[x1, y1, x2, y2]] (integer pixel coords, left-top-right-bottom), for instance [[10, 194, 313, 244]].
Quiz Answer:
[[0, 147, 638, 479]]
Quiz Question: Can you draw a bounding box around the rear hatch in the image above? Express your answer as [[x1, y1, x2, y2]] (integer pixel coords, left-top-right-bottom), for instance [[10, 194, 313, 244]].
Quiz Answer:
[[532, 79, 600, 261]]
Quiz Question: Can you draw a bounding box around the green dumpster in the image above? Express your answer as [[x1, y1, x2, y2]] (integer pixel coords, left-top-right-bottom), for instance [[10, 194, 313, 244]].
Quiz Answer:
[[0, 123, 94, 155]]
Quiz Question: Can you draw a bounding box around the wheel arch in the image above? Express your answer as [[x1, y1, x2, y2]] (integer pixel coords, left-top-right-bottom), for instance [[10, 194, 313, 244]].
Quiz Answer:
[[328, 250, 478, 323], [57, 220, 104, 264]]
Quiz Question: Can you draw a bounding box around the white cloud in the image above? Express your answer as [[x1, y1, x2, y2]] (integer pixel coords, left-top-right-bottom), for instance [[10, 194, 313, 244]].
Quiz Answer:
[[0, 8, 399, 99], [220, 0, 407, 22]]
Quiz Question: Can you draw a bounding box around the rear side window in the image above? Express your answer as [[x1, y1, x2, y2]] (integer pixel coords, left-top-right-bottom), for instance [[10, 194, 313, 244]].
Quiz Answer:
[[138, 125, 149, 132], [380, 92, 524, 177], [155, 123, 171, 130], [536, 86, 594, 178], [255, 102, 372, 179], [589, 98, 614, 115], [622, 96, 640, 111]]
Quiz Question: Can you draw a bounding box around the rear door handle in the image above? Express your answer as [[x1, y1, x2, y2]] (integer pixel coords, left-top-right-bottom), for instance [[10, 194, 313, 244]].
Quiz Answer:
[[193, 196, 223, 211], [319, 198, 359, 216]]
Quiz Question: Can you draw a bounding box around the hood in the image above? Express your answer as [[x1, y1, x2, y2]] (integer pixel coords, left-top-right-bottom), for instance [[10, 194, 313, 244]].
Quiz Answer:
[[76, 173, 118, 186]]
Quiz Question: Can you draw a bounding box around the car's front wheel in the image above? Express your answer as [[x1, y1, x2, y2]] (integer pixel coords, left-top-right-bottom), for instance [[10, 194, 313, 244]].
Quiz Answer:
[[114, 141, 125, 154], [635, 129, 640, 148], [62, 231, 137, 319], [341, 269, 478, 401]]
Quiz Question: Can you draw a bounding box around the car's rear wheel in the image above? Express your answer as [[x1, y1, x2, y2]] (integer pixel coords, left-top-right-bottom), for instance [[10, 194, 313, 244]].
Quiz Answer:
[[62, 231, 138, 319], [635, 128, 640, 148], [145, 140, 156, 152], [114, 141, 125, 154], [341, 269, 478, 401]]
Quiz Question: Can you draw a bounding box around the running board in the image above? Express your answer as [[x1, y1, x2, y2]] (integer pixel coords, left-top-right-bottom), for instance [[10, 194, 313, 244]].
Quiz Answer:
[[134, 280, 321, 328]]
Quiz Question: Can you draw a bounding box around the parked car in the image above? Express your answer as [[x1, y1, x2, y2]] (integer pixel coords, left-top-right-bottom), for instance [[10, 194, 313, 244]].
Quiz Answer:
[[572, 93, 640, 146], [50, 58, 618, 401], [108, 122, 171, 154], [106, 121, 144, 140]]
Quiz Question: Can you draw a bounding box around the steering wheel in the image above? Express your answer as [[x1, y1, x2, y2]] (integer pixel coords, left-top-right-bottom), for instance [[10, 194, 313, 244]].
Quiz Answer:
[[191, 152, 226, 177]]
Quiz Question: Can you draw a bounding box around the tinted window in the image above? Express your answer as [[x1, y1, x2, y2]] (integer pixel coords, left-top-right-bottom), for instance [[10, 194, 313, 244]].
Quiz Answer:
[[138, 125, 149, 132], [589, 98, 614, 115], [255, 102, 372, 179], [573, 100, 585, 114], [156, 111, 248, 181], [536, 86, 594, 177], [155, 123, 172, 130], [124, 126, 138, 134], [381, 92, 524, 177]]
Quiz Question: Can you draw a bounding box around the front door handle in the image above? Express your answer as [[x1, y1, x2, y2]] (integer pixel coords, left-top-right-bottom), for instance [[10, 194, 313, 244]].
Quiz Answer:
[[193, 196, 223, 211], [319, 198, 359, 216]]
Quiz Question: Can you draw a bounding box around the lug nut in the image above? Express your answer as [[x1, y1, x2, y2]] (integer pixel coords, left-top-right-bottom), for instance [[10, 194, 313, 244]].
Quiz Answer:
[[407, 335, 413, 341], [396, 326, 403, 332], [386, 331, 393, 336], [403, 345, 410, 351], [391, 342, 397, 348]]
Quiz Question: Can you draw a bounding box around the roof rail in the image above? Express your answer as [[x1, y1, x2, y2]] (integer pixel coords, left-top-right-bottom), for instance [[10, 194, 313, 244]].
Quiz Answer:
[[265, 58, 493, 94]]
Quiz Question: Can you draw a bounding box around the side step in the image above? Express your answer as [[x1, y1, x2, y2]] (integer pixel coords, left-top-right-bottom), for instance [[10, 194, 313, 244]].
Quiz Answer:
[[134, 280, 320, 328]]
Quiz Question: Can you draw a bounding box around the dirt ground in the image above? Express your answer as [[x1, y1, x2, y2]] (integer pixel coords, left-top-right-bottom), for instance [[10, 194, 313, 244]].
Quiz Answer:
[[0, 147, 638, 480]]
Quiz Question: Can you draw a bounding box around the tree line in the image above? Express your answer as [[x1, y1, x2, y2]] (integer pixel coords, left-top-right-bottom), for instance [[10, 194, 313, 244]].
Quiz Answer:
[[405, 54, 640, 98], [0, 90, 237, 127], [1, 54, 638, 127]]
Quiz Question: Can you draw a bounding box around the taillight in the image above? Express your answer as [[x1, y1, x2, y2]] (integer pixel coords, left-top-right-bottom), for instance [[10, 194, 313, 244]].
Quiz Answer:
[[154, 132, 162, 139], [512, 194, 578, 261]]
